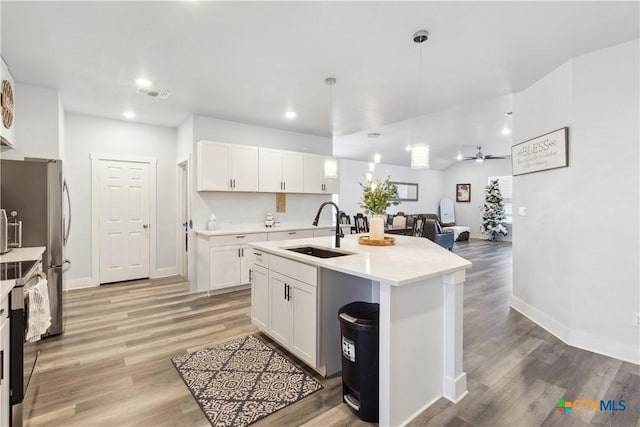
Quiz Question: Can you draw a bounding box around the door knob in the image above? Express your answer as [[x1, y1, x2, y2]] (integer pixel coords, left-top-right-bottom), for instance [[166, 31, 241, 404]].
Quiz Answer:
[[143, 224, 149, 229]]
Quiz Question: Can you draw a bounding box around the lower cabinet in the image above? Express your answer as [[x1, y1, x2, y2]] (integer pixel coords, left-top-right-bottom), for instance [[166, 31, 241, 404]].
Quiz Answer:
[[252, 255, 318, 368]]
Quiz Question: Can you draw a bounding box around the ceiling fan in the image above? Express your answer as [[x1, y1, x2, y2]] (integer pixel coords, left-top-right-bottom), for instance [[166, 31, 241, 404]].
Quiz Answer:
[[462, 146, 506, 162]]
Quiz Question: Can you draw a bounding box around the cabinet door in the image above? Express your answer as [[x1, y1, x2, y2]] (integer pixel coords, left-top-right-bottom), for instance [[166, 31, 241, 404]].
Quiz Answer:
[[251, 265, 269, 330], [268, 272, 291, 347], [322, 158, 340, 194], [239, 245, 252, 284], [197, 142, 231, 191], [210, 245, 241, 290], [231, 145, 259, 191], [258, 148, 283, 192], [0, 318, 9, 427], [290, 279, 317, 366], [282, 151, 304, 193], [303, 154, 324, 193]]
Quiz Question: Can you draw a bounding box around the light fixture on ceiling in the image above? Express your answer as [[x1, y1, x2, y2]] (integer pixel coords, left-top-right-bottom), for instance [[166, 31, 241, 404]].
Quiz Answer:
[[505, 111, 513, 117], [461, 146, 506, 163], [135, 77, 152, 88], [410, 29, 430, 169], [373, 153, 381, 164], [285, 110, 297, 120], [405, 144, 412, 152], [365, 172, 373, 182], [456, 151, 463, 161], [501, 127, 511, 136], [324, 77, 338, 179], [368, 162, 375, 172], [123, 110, 135, 119]]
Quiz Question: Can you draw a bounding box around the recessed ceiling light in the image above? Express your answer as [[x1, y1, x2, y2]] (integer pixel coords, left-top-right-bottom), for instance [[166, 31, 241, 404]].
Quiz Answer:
[[135, 78, 152, 88], [285, 111, 297, 120], [501, 127, 511, 135], [456, 152, 463, 161], [123, 110, 135, 119], [405, 145, 412, 151]]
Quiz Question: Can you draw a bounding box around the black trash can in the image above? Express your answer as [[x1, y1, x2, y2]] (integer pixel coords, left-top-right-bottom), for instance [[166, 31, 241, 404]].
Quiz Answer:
[[338, 301, 379, 423]]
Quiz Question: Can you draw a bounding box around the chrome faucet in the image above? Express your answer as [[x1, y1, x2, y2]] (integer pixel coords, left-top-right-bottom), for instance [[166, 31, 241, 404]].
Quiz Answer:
[[312, 201, 344, 248]]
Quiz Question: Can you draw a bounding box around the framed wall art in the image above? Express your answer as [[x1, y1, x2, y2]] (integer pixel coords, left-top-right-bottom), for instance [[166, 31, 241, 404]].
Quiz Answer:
[[512, 127, 569, 176], [456, 183, 471, 203]]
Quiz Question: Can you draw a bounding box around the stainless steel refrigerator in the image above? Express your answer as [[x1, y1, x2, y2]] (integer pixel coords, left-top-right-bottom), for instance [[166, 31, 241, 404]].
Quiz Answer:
[[0, 158, 71, 336]]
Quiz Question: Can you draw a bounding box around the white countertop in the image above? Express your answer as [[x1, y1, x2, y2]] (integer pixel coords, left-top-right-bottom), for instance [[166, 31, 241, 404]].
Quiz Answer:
[[0, 246, 46, 263], [195, 223, 335, 237], [0, 246, 46, 300], [250, 234, 471, 286]]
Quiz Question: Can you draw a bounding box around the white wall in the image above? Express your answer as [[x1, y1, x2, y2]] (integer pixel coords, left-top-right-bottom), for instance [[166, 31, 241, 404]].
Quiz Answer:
[[1, 83, 62, 160], [511, 39, 639, 364], [64, 113, 178, 285], [338, 159, 444, 218], [442, 158, 513, 238]]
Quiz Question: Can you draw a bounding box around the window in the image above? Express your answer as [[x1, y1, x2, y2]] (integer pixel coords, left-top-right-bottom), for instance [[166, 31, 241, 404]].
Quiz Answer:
[[488, 175, 513, 224]]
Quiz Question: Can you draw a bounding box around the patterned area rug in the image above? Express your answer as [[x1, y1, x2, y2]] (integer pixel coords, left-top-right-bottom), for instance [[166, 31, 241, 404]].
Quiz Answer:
[[172, 335, 323, 426]]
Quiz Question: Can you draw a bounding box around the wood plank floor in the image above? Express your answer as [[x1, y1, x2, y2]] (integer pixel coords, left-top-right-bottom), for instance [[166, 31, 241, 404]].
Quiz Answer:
[[24, 240, 639, 427]]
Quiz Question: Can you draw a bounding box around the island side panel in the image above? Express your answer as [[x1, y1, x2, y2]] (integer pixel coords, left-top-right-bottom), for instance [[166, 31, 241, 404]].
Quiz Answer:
[[379, 278, 445, 426], [443, 270, 467, 402]]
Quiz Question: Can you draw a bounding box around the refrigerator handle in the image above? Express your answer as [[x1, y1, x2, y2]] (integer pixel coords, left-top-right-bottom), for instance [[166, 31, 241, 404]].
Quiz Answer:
[[63, 180, 71, 246]]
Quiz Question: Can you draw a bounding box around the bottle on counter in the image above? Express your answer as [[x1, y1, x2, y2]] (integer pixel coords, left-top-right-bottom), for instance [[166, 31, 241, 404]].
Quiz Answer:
[[207, 214, 217, 230]]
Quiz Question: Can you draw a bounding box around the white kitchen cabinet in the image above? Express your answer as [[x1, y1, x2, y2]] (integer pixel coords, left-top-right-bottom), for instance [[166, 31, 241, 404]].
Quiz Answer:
[[250, 264, 269, 330], [196, 141, 258, 192], [303, 153, 340, 194], [258, 148, 303, 193], [0, 293, 9, 427], [313, 228, 335, 237], [252, 254, 318, 367], [267, 229, 314, 241], [196, 233, 267, 293], [0, 57, 16, 148]]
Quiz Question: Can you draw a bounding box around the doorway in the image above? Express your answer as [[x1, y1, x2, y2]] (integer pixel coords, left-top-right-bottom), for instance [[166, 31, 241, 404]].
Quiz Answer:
[[91, 154, 157, 285], [177, 160, 189, 279]]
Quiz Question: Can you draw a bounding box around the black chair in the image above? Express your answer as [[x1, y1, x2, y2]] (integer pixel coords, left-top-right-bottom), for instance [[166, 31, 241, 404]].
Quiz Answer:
[[353, 213, 369, 233], [406, 215, 415, 229], [339, 211, 354, 234], [386, 214, 395, 226], [412, 215, 427, 237], [424, 219, 454, 250]]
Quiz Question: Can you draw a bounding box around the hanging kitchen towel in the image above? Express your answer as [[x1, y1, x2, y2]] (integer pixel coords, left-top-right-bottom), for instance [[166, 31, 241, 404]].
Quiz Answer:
[[26, 277, 52, 343]]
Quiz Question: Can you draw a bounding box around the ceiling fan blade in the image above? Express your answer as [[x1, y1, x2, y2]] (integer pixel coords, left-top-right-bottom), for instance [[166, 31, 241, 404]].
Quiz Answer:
[[484, 155, 506, 159], [462, 157, 477, 160]]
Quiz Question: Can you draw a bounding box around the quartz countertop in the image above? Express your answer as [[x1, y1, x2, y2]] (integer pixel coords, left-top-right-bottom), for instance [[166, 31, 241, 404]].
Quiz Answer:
[[250, 234, 471, 286], [0, 246, 46, 263], [195, 223, 335, 237]]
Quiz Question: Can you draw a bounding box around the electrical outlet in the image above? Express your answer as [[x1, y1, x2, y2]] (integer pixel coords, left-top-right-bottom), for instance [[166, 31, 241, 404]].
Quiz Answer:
[[519, 207, 527, 216], [633, 312, 640, 328]]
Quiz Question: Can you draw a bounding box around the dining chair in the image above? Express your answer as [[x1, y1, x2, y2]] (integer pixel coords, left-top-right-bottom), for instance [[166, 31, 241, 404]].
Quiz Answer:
[[392, 214, 406, 229], [353, 213, 369, 233], [412, 215, 427, 237]]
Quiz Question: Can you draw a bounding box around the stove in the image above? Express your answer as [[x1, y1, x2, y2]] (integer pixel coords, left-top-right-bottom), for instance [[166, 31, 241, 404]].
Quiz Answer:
[[0, 259, 38, 281]]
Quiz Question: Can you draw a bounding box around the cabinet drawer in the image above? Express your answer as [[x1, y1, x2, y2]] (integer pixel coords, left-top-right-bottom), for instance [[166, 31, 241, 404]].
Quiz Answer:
[[209, 233, 268, 247], [313, 227, 334, 237], [269, 255, 317, 286], [268, 229, 314, 241], [251, 249, 269, 268]]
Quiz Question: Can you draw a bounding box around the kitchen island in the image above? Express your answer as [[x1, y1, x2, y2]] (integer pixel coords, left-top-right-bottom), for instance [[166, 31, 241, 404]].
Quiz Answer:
[[249, 234, 471, 426]]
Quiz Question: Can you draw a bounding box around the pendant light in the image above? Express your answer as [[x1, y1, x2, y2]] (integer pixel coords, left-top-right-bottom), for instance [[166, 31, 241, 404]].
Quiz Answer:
[[324, 77, 338, 179], [411, 29, 430, 169]]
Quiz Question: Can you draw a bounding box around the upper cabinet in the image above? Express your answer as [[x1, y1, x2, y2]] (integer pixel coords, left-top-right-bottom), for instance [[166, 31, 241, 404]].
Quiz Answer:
[[196, 141, 259, 192], [303, 153, 340, 194], [258, 148, 303, 193], [0, 57, 16, 148], [196, 141, 339, 194]]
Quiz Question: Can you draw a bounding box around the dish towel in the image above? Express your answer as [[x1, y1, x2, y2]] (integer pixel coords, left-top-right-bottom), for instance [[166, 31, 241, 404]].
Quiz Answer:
[[26, 277, 52, 343]]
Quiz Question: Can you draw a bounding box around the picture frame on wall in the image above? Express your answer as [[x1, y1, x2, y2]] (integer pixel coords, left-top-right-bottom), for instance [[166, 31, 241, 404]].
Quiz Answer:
[[456, 183, 471, 202]]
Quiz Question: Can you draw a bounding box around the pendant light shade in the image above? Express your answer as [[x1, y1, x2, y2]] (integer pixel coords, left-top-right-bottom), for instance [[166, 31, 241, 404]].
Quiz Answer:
[[324, 77, 338, 179], [411, 145, 429, 169]]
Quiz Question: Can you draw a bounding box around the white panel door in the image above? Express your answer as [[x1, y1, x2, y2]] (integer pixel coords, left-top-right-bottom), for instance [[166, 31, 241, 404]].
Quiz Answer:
[[99, 160, 150, 284]]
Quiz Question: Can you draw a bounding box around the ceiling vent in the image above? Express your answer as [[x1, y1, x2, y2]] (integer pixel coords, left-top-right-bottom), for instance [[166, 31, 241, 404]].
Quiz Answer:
[[136, 87, 170, 99]]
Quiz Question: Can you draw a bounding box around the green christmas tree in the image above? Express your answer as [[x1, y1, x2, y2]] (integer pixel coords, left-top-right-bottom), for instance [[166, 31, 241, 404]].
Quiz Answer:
[[481, 179, 508, 241]]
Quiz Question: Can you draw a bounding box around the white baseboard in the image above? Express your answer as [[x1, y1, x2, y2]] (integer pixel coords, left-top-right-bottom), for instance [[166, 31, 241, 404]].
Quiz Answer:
[[510, 296, 570, 342], [399, 394, 444, 427], [443, 372, 468, 403], [152, 267, 178, 278], [64, 277, 96, 291], [570, 329, 640, 365], [511, 296, 639, 365]]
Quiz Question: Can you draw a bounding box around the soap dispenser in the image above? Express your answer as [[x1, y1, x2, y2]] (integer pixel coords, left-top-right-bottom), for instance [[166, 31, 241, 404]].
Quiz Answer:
[[207, 214, 217, 230]]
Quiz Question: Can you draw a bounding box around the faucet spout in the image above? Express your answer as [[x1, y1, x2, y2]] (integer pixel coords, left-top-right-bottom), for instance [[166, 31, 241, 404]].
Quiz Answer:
[[312, 201, 344, 248]]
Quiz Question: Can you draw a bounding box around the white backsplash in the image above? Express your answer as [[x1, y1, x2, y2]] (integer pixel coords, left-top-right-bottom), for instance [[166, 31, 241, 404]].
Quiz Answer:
[[196, 192, 334, 229]]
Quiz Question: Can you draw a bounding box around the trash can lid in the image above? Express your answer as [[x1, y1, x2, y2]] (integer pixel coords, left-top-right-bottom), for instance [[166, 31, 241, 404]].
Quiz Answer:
[[338, 301, 379, 325]]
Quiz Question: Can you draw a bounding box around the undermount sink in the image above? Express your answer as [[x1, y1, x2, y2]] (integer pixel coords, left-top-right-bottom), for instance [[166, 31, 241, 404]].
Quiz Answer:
[[286, 246, 354, 259]]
